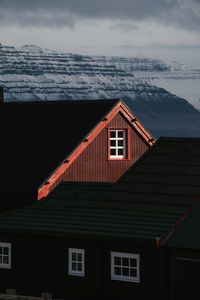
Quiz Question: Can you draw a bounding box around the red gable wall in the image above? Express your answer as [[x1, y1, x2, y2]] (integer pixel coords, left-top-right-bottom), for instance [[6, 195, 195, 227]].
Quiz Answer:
[[48, 111, 149, 193]]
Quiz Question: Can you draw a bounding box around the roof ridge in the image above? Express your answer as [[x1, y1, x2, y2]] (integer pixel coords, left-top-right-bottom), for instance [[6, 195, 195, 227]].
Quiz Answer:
[[2, 99, 120, 106], [158, 137, 200, 141]]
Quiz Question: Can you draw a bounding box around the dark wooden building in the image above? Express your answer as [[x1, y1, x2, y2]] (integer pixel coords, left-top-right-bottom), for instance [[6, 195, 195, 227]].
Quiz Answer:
[[1, 137, 199, 299], [112, 136, 200, 300], [0, 98, 154, 212], [161, 138, 200, 300], [165, 203, 200, 300], [1, 137, 200, 299], [0, 181, 177, 300]]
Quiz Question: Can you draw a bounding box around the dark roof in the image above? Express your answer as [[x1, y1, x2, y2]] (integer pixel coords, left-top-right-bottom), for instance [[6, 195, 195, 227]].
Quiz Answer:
[[109, 137, 200, 214], [0, 181, 179, 243], [165, 200, 200, 249], [1, 137, 199, 244], [107, 137, 200, 244], [0, 99, 119, 190]]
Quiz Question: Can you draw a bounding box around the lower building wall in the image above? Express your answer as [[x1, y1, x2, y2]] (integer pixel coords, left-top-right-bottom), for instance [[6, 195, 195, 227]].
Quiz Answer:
[[0, 234, 166, 300], [169, 248, 200, 300]]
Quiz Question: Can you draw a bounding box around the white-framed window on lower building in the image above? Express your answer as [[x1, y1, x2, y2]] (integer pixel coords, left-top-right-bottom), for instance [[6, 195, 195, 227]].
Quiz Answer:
[[0, 242, 11, 269], [68, 248, 85, 277], [111, 251, 140, 283]]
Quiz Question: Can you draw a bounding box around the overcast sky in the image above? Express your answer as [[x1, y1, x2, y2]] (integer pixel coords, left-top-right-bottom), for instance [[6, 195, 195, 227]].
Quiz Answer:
[[0, 0, 200, 67]]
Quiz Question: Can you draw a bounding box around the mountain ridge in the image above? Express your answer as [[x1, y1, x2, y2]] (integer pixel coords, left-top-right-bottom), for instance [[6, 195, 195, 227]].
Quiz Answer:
[[0, 43, 200, 138]]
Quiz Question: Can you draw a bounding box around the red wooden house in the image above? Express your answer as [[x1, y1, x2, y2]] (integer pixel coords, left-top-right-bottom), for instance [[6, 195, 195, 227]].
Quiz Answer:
[[0, 91, 154, 212]]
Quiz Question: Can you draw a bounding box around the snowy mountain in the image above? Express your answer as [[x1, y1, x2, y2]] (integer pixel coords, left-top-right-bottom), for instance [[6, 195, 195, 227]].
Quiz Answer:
[[92, 55, 200, 111], [0, 43, 200, 138], [134, 69, 200, 111]]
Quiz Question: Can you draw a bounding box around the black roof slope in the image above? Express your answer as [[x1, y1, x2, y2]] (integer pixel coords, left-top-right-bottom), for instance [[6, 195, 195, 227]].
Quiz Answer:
[[0, 137, 199, 245], [0, 137, 199, 244], [0, 99, 119, 190], [107, 137, 200, 218], [165, 200, 200, 249], [0, 181, 178, 243]]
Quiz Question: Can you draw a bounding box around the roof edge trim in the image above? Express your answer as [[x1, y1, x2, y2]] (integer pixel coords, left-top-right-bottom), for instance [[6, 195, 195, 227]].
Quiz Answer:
[[157, 195, 200, 247]]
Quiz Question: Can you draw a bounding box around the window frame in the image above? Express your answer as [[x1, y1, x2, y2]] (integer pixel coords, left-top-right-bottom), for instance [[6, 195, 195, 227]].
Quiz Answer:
[[68, 248, 85, 277], [0, 242, 11, 269], [111, 251, 140, 283], [108, 128, 130, 161]]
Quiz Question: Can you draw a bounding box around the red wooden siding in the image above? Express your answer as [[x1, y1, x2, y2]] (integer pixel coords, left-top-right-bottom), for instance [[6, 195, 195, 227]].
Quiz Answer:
[[49, 112, 149, 192]]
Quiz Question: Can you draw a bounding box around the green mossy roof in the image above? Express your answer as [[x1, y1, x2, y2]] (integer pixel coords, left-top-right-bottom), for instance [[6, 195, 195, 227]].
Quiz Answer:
[[0, 182, 179, 243], [1, 137, 200, 246]]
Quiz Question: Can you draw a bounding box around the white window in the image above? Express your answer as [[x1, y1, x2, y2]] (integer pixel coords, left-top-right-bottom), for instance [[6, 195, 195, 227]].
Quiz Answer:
[[111, 252, 140, 283], [68, 248, 85, 276], [0, 242, 11, 269], [109, 130, 126, 159]]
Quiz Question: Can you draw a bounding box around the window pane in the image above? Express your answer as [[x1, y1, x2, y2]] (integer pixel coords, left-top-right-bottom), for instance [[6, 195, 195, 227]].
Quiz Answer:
[[0, 247, 2, 254], [77, 254, 82, 262], [111, 252, 139, 282], [72, 253, 76, 261], [110, 149, 116, 156], [130, 268, 137, 277], [118, 140, 124, 147], [118, 149, 124, 156], [114, 267, 121, 276], [110, 131, 116, 138], [122, 257, 129, 266], [3, 256, 8, 264], [114, 256, 121, 265], [3, 247, 9, 255], [130, 258, 137, 267], [110, 140, 116, 147], [122, 267, 129, 276], [77, 263, 82, 271], [77, 253, 82, 262], [0, 256, 2, 264], [118, 131, 124, 138], [72, 262, 76, 271]]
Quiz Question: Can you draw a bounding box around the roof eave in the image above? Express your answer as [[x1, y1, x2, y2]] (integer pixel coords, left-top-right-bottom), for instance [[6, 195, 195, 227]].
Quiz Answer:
[[0, 227, 157, 246]]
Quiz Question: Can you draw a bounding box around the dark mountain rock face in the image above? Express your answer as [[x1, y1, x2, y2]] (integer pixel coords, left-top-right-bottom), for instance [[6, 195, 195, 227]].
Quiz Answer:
[[0, 44, 200, 138]]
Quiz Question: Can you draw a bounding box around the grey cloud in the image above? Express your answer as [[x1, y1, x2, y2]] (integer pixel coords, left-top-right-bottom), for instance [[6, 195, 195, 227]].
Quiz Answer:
[[0, 0, 199, 31], [0, 9, 75, 28], [111, 23, 139, 33]]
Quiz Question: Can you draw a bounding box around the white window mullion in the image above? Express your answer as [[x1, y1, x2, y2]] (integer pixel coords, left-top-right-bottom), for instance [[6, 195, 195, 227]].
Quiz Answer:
[[0, 242, 11, 269], [110, 130, 126, 159], [111, 251, 140, 283], [68, 248, 85, 277]]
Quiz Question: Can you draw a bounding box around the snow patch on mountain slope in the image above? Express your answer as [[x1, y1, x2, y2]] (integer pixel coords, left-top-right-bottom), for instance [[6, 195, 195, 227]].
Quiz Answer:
[[134, 70, 200, 111], [91, 55, 200, 110], [0, 44, 200, 138]]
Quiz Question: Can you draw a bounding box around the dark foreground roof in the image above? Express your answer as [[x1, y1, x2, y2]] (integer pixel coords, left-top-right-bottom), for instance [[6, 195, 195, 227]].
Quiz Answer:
[[109, 137, 200, 215], [107, 137, 200, 245], [0, 99, 119, 190], [1, 137, 199, 245], [0, 181, 178, 243], [165, 200, 200, 249]]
